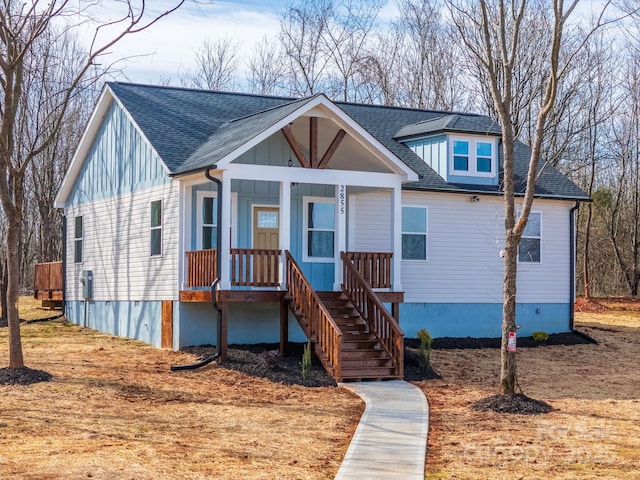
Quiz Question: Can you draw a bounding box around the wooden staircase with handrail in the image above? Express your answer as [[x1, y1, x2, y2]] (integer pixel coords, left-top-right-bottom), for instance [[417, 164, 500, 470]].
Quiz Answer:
[[283, 251, 404, 382]]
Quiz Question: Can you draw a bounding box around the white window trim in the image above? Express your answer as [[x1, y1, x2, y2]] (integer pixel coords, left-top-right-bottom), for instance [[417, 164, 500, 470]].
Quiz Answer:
[[74, 215, 83, 264], [150, 199, 163, 258], [196, 190, 237, 249], [303, 196, 336, 263], [517, 211, 542, 264], [449, 136, 497, 178], [401, 205, 429, 262]]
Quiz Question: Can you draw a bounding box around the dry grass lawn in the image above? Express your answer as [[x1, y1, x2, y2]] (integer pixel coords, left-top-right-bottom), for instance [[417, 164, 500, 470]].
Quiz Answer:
[[421, 297, 640, 479], [0, 298, 363, 480], [4, 297, 640, 479]]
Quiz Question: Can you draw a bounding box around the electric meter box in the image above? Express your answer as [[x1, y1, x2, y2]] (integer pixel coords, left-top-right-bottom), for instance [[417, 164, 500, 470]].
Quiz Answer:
[[80, 270, 93, 300]]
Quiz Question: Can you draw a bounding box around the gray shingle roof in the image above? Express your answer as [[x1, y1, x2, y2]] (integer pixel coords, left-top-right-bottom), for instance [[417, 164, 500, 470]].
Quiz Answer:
[[106, 82, 588, 200], [393, 113, 502, 139]]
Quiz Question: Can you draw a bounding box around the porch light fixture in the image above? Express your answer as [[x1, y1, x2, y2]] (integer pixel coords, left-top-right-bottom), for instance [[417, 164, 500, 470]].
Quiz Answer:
[[288, 123, 293, 167]]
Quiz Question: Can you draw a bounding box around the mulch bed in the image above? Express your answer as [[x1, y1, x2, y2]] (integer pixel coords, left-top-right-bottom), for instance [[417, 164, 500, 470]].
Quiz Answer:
[[0, 367, 52, 386], [405, 330, 594, 350], [472, 393, 554, 415], [184, 342, 440, 386], [183, 331, 594, 387]]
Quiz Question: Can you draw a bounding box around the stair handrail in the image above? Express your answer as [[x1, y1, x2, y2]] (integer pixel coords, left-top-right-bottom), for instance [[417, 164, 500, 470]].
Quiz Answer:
[[340, 251, 404, 377], [285, 251, 343, 380]]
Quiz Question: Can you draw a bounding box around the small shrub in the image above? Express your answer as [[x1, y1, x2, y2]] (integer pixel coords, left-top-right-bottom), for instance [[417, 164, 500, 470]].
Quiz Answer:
[[301, 341, 312, 381], [417, 329, 432, 375], [532, 331, 550, 343]]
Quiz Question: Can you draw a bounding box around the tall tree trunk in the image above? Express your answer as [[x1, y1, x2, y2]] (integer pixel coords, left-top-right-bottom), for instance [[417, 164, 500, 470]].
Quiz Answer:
[[0, 256, 7, 320], [501, 228, 519, 394], [6, 210, 24, 368]]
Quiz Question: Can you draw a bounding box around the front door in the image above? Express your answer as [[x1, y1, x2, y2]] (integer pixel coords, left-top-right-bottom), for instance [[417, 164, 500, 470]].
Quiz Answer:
[[253, 206, 280, 249], [252, 206, 280, 285]]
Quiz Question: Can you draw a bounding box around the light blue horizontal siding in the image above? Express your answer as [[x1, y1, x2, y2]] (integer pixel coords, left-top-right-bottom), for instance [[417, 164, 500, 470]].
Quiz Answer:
[[65, 300, 162, 347], [69, 101, 170, 205], [399, 302, 571, 339], [175, 302, 306, 348]]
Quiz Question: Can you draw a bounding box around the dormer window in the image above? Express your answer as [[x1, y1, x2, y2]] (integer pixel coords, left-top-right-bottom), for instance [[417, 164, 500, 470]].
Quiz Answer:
[[450, 136, 496, 177]]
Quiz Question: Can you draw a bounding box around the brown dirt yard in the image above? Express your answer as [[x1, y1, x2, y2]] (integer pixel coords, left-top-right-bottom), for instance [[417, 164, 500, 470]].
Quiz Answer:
[[421, 297, 640, 479], [0, 298, 363, 480], [2, 297, 640, 479]]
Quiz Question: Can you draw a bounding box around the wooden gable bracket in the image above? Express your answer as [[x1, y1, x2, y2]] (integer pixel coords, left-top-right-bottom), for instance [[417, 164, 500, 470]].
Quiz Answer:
[[280, 117, 346, 169]]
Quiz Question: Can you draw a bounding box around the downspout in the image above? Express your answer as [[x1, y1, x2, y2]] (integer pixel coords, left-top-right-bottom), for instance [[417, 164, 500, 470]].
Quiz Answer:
[[171, 169, 224, 370], [61, 213, 67, 313], [569, 202, 578, 330], [569, 201, 598, 344]]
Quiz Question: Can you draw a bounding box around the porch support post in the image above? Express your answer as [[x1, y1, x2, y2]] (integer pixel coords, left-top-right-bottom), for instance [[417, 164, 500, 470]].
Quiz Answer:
[[178, 182, 191, 290], [334, 184, 347, 291], [391, 182, 403, 291], [279, 300, 289, 355], [218, 301, 228, 363], [279, 180, 291, 290], [220, 173, 232, 289]]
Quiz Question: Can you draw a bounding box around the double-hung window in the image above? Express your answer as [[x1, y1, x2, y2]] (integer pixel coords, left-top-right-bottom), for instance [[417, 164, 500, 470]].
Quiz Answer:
[[201, 196, 217, 250], [150, 200, 162, 257], [518, 212, 541, 263], [74, 216, 83, 264], [303, 197, 335, 262], [402, 206, 428, 260]]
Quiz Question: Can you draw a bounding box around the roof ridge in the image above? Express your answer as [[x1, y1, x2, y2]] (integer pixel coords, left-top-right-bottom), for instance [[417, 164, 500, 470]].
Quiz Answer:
[[107, 81, 296, 102], [226, 94, 322, 124]]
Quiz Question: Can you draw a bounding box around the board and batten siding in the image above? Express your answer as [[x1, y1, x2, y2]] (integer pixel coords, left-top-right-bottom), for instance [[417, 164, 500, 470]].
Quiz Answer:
[[351, 190, 573, 304], [65, 182, 180, 302], [68, 100, 170, 206]]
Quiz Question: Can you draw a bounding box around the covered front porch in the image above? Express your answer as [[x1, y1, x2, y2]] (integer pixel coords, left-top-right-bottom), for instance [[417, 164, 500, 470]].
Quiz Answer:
[[178, 248, 404, 381], [171, 96, 416, 380]]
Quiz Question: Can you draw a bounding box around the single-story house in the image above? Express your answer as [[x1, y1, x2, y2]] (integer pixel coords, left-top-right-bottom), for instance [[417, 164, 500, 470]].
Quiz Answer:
[[54, 82, 588, 380]]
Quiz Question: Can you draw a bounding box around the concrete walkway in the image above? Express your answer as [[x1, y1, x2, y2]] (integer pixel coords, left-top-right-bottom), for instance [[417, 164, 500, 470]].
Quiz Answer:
[[334, 380, 429, 480]]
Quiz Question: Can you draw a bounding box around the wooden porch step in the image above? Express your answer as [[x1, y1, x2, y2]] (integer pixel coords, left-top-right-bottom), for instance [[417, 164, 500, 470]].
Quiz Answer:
[[341, 366, 401, 380]]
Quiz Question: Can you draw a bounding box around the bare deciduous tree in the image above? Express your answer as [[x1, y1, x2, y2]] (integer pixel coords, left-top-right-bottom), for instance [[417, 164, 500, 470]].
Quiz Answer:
[[279, 0, 333, 96], [0, 0, 186, 370], [179, 36, 239, 91], [246, 35, 286, 96], [447, 0, 600, 395]]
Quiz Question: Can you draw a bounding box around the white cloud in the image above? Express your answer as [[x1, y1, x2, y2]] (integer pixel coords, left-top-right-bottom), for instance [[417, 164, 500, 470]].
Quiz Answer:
[[82, 0, 285, 84]]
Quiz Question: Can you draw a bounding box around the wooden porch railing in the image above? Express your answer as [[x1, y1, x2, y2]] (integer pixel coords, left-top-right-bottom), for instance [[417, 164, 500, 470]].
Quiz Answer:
[[344, 251, 393, 289], [185, 249, 217, 287], [285, 251, 343, 380], [231, 248, 281, 287], [34, 261, 63, 298], [341, 251, 404, 377], [186, 248, 282, 287]]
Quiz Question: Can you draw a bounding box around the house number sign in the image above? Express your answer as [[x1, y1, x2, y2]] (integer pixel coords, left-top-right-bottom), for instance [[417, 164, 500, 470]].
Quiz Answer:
[[339, 184, 346, 215]]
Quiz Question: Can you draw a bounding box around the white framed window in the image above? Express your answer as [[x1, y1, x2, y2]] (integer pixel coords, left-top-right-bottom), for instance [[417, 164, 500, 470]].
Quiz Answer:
[[450, 136, 496, 177], [150, 200, 162, 257], [518, 212, 541, 263], [74, 216, 83, 264], [402, 206, 428, 260], [196, 191, 237, 250], [303, 197, 335, 262]]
